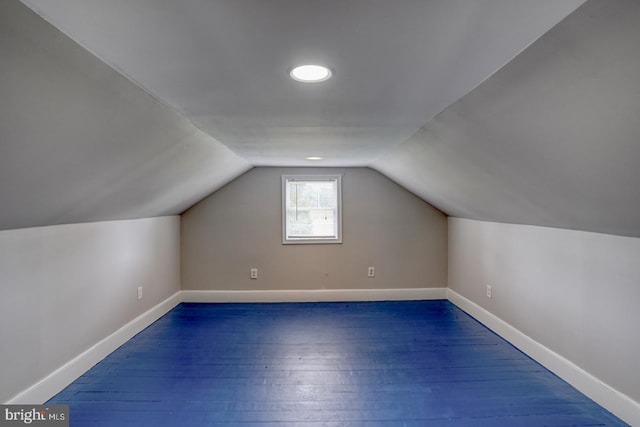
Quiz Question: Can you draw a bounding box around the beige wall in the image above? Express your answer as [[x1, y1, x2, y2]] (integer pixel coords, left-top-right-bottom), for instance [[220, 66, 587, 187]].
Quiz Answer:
[[448, 217, 640, 406], [182, 167, 447, 291], [0, 216, 181, 403]]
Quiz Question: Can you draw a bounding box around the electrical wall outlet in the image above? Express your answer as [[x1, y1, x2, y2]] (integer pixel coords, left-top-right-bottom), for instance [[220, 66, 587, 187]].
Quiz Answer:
[[368, 267, 375, 277], [137, 286, 143, 300], [250, 268, 258, 279], [486, 284, 492, 299]]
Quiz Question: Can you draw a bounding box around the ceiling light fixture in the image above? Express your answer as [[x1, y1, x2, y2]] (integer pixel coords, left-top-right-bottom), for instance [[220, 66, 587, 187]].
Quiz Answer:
[[306, 156, 323, 160], [290, 65, 332, 83]]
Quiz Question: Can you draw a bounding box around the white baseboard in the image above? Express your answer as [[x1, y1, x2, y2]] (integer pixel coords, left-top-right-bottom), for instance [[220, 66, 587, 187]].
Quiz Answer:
[[9, 286, 637, 426], [5, 288, 443, 404], [6, 292, 182, 405], [447, 289, 640, 427], [180, 287, 447, 303]]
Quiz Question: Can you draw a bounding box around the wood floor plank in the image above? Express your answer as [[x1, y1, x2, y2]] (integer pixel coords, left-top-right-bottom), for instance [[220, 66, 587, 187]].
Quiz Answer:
[[48, 301, 627, 426]]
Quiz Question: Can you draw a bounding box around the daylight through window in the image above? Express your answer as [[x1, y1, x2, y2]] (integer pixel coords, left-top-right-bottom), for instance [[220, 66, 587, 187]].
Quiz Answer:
[[282, 175, 342, 244]]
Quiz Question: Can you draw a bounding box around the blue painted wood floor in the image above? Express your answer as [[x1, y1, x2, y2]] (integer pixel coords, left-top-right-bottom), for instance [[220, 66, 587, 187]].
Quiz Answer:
[[48, 301, 627, 426]]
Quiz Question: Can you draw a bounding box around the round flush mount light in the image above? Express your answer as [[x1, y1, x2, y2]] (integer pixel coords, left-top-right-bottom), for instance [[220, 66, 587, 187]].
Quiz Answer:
[[290, 65, 332, 83]]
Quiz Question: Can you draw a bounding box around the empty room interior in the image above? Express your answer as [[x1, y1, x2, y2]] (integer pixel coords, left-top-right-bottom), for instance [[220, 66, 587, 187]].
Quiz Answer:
[[1, 0, 640, 425]]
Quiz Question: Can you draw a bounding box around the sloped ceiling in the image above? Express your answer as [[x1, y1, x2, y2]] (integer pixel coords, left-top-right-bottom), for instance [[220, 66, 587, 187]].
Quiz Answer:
[[1, 1, 251, 230], [19, 0, 584, 167], [373, 0, 640, 237], [4, 0, 640, 238]]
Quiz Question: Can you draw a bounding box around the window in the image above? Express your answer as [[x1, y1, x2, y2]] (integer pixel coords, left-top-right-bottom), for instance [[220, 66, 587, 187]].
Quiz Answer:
[[282, 175, 342, 244]]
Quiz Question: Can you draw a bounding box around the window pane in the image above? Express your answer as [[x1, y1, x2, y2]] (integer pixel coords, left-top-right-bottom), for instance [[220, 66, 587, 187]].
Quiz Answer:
[[283, 176, 342, 244]]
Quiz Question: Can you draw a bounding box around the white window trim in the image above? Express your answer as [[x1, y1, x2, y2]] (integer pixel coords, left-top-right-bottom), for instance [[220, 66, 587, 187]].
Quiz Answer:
[[282, 175, 343, 245]]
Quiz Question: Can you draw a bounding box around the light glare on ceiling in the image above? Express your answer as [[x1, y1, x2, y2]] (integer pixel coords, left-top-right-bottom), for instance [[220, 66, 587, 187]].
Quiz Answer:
[[306, 156, 323, 160], [290, 65, 332, 83]]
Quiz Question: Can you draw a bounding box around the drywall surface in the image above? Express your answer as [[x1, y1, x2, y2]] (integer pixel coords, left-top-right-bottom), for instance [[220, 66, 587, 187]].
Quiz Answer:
[[0, 0, 250, 230], [448, 217, 640, 404], [21, 0, 584, 168], [0, 216, 180, 403], [374, 0, 640, 238], [182, 167, 447, 291]]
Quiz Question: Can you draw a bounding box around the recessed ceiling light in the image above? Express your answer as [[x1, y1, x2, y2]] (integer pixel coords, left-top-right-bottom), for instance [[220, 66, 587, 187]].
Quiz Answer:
[[306, 156, 324, 160], [290, 65, 332, 83]]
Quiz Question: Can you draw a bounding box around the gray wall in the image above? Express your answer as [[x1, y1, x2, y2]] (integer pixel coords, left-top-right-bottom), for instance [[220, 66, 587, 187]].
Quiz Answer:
[[448, 217, 640, 404], [0, 216, 180, 403], [182, 167, 447, 291]]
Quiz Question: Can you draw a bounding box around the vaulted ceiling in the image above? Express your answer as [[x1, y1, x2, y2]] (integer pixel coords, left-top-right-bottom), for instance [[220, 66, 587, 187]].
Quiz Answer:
[[3, 0, 640, 237]]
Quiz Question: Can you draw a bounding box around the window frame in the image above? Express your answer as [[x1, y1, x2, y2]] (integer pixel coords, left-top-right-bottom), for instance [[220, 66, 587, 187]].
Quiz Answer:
[[281, 174, 343, 245]]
